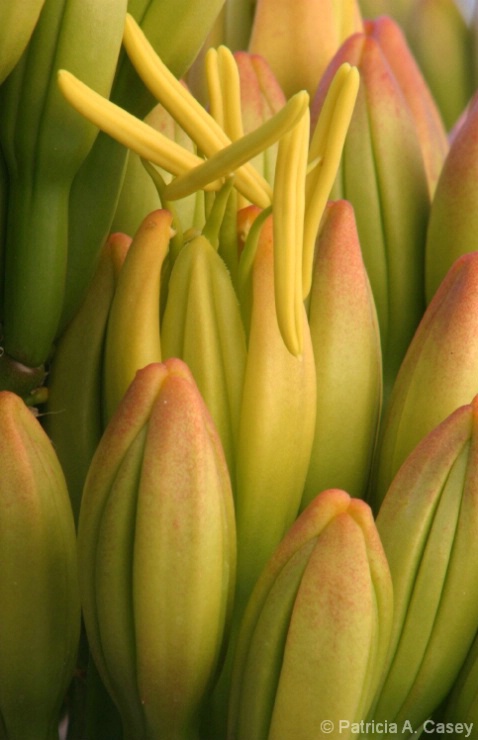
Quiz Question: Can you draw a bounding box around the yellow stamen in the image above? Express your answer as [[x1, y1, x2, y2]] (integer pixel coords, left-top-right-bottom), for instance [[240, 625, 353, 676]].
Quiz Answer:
[[302, 63, 360, 298], [208, 44, 247, 209], [123, 13, 272, 208], [272, 105, 310, 357], [205, 47, 225, 129], [217, 45, 244, 143], [57, 69, 218, 187], [164, 90, 309, 203]]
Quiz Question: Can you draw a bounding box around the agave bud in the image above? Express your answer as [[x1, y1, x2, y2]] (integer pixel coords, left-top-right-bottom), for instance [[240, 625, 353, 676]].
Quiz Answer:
[[78, 359, 236, 740], [234, 214, 316, 606], [364, 14, 449, 197], [405, 0, 474, 131], [371, 251, 478, 510], [44, 232, 131, 524], [370, 396, 478, 731], [425, 91, 478, 302], [200, 207, 316, 739], [357, 0, 414, 27], [311, 26, 430, 401], [302, 199, 382, 507], [103, 208, 172, 421], [0, 391, 80, 739], [229, 488, 393, 740], [248, 0, 363, 97], [161, 234, 247, 480]]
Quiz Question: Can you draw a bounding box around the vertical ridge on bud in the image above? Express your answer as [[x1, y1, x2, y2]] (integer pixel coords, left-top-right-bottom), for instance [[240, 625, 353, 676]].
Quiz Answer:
[[372, 252, 478, 510], [0, 392, 80, 740], [370, 397, 478, 730], [102, 208, 172, 421], [161, 233, 247, 482], [248, 0, 362, 97], [425, 92, 478, 302], [78, 359, 236, 740], [229, 489, 393, 740], [302, 200, 382, 507], [234, 214, 316, 608], [312, 30, 429, 400]]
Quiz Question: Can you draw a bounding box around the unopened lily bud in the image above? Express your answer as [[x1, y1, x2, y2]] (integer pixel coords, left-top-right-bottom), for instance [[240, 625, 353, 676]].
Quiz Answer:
[[311, 26, 430, 401], [357, 0, 413, 27], [302, 199, 382, 506], [161, 234, 247, 480], [44, 232, 131, 523], [405, 0, 474, 131], [234, 214, 316, 607], [0, 391, 80, 739], [425, 92, 478, 302], [372, 251, 478, 510], [364, 14, 449, 197], [249, 0, 363, 97], [78, 359, 236, 740], [229, 488, 393, 740], [102, 209, 172, 421], [371, 396, 478, 731]]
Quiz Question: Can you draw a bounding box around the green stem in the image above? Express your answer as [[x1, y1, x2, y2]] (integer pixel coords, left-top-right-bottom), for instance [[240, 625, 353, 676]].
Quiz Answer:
[[3, 175, 69, 367]]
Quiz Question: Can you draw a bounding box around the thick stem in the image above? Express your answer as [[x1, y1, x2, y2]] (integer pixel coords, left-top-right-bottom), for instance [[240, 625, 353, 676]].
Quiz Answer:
[[2, 175, 68, 367]]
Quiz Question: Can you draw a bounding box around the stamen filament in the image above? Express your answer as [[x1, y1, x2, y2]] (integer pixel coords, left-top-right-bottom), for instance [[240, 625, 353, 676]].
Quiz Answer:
[[205, 48, 225, 129], [123, 13, 272, 207], [303, 63, 360, 298], [164, 90, 309, 202], [57, 69, 217, 185], [217, 45, 244, 143], [272, 105, 310, 357]]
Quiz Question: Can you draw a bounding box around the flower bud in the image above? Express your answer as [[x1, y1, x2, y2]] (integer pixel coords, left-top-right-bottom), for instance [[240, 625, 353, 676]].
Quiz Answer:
[[371, 396, 478, 730], [0, 391, 80, 739], [78, 359, 236, 740], [425, 92, 478, 302], [229, 488, 393, 740], [302, 199, 382, 506], [372, 251, 478, 509], [311, 26, 429, 400]]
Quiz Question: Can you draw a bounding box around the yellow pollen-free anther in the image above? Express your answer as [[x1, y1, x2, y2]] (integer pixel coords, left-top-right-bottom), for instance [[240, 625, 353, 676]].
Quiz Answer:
[[206, 44, 248, 208], [216, 46, 245, 143], [205, 48, 225, 130], [272, 104, 310, 357], [122, 13, 272, 208], [164, 90, 310, 203], [302, 63, 360, 299], [57, 69, 219, 187]]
